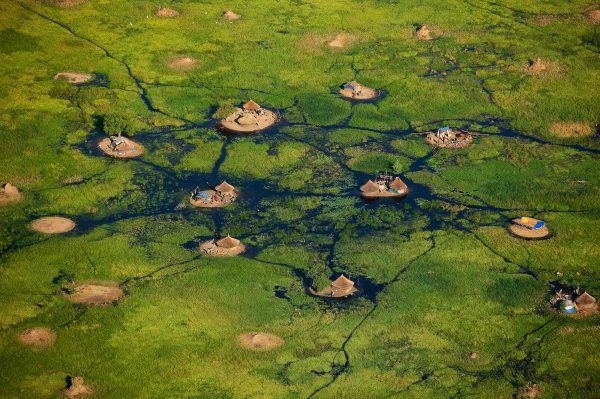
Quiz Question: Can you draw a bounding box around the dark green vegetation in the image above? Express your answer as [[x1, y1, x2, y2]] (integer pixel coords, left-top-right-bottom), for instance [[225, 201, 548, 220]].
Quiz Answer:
[[0, 0, 599, 398]]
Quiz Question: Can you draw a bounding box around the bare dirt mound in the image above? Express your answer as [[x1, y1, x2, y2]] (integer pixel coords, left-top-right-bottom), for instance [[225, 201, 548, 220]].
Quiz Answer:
[[64, 283, 123, 305], [31, 216, 75, 234], [97, 137, 144, 159], [53, 72, 93, 84], [168, 56, 198, 72], [415, 25, 432, 40], [585, 9, 600, 23], [62, 376, 93, 398], [549, 121, 595, 138], [328, 33, 356, 49], [156, 7, 179, 17], [43, 0, 87, 8], [237, 332, 284, 351], [223, 10, 241, 21], [508, 224, 550, 239], [524, 58, 560, 76], [0, 183, 22, 205], [18, 327, 56, 349]]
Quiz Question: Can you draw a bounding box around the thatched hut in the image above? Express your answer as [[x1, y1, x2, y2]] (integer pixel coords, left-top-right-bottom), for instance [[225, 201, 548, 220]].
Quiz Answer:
[[190, 181, 238, 208], [360, 174, 408, 200], [200, 235, 245, 256], [575, 292, 598, 312], [339, 81, 379, 100], [508, 217, 550, 239], [218, 100, 277, 133], [310, 274, 358, 299]]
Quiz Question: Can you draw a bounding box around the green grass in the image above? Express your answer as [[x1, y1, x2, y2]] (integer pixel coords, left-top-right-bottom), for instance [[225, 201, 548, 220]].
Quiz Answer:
[[0, 0, 599, 398]]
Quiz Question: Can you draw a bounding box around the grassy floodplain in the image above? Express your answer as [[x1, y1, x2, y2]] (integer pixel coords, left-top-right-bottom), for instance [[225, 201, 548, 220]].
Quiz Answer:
[[0, 0, 599, 398]]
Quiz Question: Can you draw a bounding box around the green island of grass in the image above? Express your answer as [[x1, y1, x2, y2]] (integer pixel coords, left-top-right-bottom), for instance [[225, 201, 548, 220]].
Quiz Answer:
[[0, 0, 599, 398]]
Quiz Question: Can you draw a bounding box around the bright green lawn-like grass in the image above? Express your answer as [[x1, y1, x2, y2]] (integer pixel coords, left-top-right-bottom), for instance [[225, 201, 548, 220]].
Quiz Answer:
[[0, 0, 599, 398]]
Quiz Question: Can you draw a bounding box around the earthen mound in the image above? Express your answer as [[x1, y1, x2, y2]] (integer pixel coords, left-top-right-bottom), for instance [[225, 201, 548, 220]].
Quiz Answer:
[[218, 100, 278, 133], [328, 33, 356, 49], [585, 9, 600, 23], [18, 327, 56, 349], [508, 224, 550, 239], [53, 72, 93, 84], [237, 332, 284, 351], [199, 235, 245, 257], [44, 0, 87, 8], [62, 376, 93, 399], [339, 81, 380, 101], [98, 136, 144, 158], [190, 181, 238, 208], [520, 383, 541, 398], [63, 283, 123, 305], [549, 121, 595, 138], [0, 183, 22, 205], [415, 25, 432, 40], [156, 7, 179, 17], [223, 10, 241, 20], [168, 56, 198, 72], [525, 58, 560, 76], [31, 216, 75, 234]]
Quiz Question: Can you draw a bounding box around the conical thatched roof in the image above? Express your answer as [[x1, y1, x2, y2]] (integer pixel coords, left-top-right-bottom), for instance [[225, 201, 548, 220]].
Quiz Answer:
[[575, 292, 596, 305], [389, 177, 407, 191], [216, 235, 240, 249], [215, 181, 235, 193], [243, 100, 261, 111], [331, 275, 354, 289], [360, 180, 379, 193]]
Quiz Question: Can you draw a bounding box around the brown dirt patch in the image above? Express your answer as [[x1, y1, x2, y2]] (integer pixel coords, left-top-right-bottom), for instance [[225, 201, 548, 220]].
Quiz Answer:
[[585, 9, 600, 23], [237, 332, 284, 351], [550, 121, 595, 138], [524, 58, 560, 77], [53, 72, 93, 84], [97, 137, 144, 158], [42, 0, 87, 8], [415, 25, 432, 40], [31, 216, 75, 234], [156, 7, 179, 17], [18, 327, 56, 349], [328, 33, 356, 49], [199, 239, 246, 256], [223, 10, 241, 21], [63, 283, 123, 305], [0, 183, 22, 205], [168, 56, 198, 72], [63, 376, 93, 399], [520, 383, 541, 398]]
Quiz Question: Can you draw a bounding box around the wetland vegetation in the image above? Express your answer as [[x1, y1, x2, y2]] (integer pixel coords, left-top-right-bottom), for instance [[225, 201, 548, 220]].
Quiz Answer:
[[0, 0, 599, 398]]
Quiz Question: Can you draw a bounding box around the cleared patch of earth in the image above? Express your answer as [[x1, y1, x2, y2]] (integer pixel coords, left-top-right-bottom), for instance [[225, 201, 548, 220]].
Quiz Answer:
[[18, 327, 56, 349], [63, 282, 123, 305], [237, 332, 284, 351], [31, 216, 75, 234], [167, 56, 198, 72], [53, 72, 93, 84]]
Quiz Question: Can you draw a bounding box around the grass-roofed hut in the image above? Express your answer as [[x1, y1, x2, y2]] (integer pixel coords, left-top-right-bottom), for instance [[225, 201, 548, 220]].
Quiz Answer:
[[98, 133, 144, 159], [508, 217, 550, 239], [200, 235, 246, 256], [575, 292, 598, 313], [310, 274, 358, 299], [190, 181, 239, 208], [360, 174, 408, 200], [218, 100, 278, 133], [339, 81, 380, 100]]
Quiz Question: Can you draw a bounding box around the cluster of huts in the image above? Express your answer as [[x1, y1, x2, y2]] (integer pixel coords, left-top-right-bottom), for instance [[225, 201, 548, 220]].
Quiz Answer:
[[190, 181, 238, 208], [551, 289, 597, 315], [360, 173, 408, 200], [426, 127, 473, 149]]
